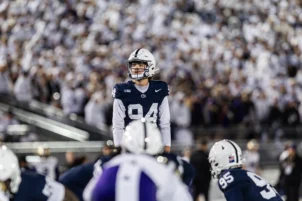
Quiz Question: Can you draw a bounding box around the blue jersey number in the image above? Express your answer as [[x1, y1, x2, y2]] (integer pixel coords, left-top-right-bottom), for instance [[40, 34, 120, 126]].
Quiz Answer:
[[219, 172, 234, 189], [128, 103, 158, 122], [247, 172, 278, 200]]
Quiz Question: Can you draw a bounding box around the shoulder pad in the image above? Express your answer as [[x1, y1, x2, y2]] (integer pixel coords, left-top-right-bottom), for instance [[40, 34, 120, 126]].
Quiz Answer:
[[218, 169, 247, 192], [152, 80, 169, 96], [112, 83, 128, 99]]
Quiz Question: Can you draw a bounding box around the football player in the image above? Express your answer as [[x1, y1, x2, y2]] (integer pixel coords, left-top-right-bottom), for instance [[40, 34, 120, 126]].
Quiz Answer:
[[208, 140, 282, 201], [0, 146, 78, 201], [28, 145, 59, 180], [61, 140, 193, 201], [92, 119, 192, 201], [112, 48, 171, 152]]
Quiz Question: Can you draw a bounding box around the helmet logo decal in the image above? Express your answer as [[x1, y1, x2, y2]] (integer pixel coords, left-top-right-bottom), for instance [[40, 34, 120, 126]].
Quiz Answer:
[[227, 140, 238, 163], [229, 155, 235, 163]]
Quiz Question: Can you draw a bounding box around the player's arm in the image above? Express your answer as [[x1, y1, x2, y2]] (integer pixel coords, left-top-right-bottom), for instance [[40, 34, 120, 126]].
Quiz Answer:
[[159, 96, 171, 152], [112, 86, 126, 147]]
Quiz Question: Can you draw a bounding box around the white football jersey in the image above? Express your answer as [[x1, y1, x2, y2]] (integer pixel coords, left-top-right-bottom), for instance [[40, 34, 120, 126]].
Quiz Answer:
[[29, 156, 58, 180]]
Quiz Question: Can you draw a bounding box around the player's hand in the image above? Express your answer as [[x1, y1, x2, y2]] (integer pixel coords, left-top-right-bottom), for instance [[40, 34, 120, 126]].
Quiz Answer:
[[164, 146, 171, 153]]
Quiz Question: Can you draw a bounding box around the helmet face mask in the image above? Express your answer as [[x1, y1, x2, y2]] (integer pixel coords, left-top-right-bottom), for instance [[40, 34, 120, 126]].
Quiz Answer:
[[208, 140, 243, 179], [128, 61, 148, 80], [127, 49, 158, 80]]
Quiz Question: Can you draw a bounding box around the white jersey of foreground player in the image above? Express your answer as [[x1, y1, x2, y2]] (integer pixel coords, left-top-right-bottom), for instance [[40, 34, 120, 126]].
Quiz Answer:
[[91, 153, 192, 201]]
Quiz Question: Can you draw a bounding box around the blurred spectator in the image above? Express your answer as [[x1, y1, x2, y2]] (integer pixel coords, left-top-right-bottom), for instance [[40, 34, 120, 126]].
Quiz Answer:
[[190, 138, 211, 201], [243, 139, 261, 175], [28, 146, 59, 180], [0, 0, 302, 136], [0, 60, 13, 94], [65, 151, 87, 170], [84, 91, 107, 127], [0, 110, 19, 141], [171, 92, 193, 146], [282, 100, 300, 127], [60, 73, 78, 115], [13, 71, 32, 101], [279, 143, 302, 201], [181, 147, 192, 162]]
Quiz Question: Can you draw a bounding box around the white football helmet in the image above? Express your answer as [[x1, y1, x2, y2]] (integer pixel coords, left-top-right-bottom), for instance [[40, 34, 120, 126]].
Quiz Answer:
[[127, 48, 158, 80], [122, 118, 164, 155], [0, 146, 21, 193], [208, 140, 243, 179]]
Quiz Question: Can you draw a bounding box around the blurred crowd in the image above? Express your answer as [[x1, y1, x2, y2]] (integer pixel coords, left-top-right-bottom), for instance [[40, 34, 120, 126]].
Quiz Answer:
[[0, 0, 302, 144]]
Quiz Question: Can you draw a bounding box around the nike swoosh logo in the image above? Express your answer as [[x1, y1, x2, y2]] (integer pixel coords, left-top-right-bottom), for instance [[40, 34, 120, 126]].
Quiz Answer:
[[155, 89, 162, 92]]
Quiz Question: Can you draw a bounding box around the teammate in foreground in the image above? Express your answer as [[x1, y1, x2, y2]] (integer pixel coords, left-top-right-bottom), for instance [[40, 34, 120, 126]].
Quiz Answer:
[[0, 146, 78, 201], [208, 140, 282, 201], [62, 135, 193, 201], [112, 48, 171, 152], [92, 119, 192, 201]]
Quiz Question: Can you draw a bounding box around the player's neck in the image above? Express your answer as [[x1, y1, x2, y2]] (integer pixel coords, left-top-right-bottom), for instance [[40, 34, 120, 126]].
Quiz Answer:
[[132, 79, 149, 86]]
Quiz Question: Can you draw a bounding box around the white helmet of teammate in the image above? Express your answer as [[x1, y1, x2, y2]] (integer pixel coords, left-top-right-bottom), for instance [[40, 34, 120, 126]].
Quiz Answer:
[[208, 140, 243, 179], [0, 146, 21, 193], [122, 118, 164, 155], [127, 48, 158, 80]]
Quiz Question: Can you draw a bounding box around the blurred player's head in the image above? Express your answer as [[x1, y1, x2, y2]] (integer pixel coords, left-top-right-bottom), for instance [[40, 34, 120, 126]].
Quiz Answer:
[[127, 48, 158, 80], [247, 139, 259, 152], [122, 118, 164, 155], [0, 146, 21, 194], [37, 145, 50, 157], [208, 140, 243, 179]]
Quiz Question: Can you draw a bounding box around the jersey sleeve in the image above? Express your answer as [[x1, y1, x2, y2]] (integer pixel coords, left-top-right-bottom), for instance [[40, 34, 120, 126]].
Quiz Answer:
[[159, 96, 171, 146], [112, 84, 123, 99], [218, 170, 248, 201], [162, 82, 169, 97], [112, 99, 126, 146]]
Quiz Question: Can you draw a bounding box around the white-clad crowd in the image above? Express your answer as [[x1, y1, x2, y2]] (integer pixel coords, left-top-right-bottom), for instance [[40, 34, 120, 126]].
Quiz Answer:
[[0, 0, 301, 143]]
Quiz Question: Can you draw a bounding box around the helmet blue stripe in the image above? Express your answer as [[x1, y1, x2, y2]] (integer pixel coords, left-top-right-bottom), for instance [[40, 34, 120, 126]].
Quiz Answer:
[[227, 140, 238, 163], [134, 48, 141, 58]]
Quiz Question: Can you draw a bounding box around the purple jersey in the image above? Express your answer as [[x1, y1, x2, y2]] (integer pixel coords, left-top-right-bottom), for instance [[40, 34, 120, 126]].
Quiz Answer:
[[92, 154, 192, 201]]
